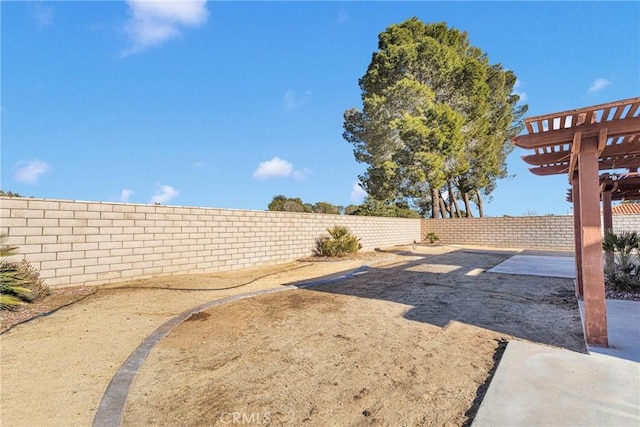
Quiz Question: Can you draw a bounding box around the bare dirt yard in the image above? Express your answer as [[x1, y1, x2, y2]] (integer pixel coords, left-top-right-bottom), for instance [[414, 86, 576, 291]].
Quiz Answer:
[[123, 247, 585, 427], [0, 245, 586, 427]]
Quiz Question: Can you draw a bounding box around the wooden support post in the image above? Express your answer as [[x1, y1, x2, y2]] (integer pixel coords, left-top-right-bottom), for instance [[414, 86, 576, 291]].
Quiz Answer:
[[602, 190, 613, 232], [602, 189, 614, 275], [577, 136, 608, 347], [572, 173, 583, 297]]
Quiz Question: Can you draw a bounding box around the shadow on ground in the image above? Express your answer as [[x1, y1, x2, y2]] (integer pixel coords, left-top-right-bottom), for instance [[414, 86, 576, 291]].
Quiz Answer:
[[119, 245, 587, 426], [291, 246, 586, 353]]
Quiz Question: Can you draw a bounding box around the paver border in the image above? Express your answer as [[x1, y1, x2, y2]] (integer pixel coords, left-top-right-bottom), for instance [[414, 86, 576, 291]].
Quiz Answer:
[[92, 266, 369, 427]]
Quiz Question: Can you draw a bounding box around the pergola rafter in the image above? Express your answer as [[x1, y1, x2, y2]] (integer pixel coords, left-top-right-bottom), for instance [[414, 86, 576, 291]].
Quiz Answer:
[[566, 173, 640, 203], [513, 97, 640, 348]]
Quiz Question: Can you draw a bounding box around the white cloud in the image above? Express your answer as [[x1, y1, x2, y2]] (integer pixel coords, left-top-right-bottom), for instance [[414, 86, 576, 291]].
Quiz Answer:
[[291, 168, 312, 181], [282, 90, 297, 110], [350, 182, 367, 203], [122, 0, 208, 56], [282, 89, 311, 110], [33, 2, 54, 27], [588, 78, 611, 94], [150, 184, 179, 204], [193, 160, 206, 169], [13, 160, 51, 185], [514, 79, 527, 103], [120, 189, 134, 202], [337, 9, 348, 24], [253, 157, 293, 180]]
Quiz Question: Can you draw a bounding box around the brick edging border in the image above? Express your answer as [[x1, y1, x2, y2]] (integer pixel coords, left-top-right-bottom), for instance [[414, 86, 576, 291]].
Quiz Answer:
[[92, 266, 369, 427]]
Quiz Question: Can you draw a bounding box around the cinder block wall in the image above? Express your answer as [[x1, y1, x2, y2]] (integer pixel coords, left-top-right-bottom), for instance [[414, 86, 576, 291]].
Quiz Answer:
[[422, 216, 575, 250], [0, 197, 421, 288], [422, 215, 640, 251], [611, 215, 640, 235]]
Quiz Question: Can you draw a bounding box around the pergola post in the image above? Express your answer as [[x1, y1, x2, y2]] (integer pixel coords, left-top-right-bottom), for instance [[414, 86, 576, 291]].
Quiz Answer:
[[571, 173, 583, 297], [514, 98, 640, 350], [577, 136, 608, 347], [602, 190, 613, 232], [602, 189, 614, 274]]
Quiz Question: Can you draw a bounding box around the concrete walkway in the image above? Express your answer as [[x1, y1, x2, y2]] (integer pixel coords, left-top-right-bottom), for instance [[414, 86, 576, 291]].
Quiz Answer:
[[579, 299, 640, 363], [476, 255, 640, 426], [473, 340, 640, 426]]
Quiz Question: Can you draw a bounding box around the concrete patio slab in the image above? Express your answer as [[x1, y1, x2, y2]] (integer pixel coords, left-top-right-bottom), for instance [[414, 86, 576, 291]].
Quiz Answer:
[[579, 299, 640, 363], [477, 254, 640, 426], [473, 340, 640, 427], [487, 255, 576, 278]]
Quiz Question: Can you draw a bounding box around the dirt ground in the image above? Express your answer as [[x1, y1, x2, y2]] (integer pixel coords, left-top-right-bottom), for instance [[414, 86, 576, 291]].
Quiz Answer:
[[0, 245, 586, 427]]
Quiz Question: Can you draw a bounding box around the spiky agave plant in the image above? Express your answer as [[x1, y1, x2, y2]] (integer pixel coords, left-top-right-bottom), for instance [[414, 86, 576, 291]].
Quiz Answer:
[[603, 231, 639, 272], [0, 267, 33, 310], [314, 226, 362, 257], [602, 230, 640, 292], [0, 234, 35, 310]]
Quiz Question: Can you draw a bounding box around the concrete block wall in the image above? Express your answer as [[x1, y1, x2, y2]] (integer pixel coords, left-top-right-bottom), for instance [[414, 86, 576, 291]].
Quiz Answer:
[[422, 215, 640, 251], [611, 215, 640, 235], [422, 216, 575, 250], [0, 197, 421, 288]]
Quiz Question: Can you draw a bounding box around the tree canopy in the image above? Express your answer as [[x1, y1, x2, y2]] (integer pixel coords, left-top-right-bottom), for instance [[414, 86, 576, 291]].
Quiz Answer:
[[343, 18, 527, 218], [266, 195, 420, 218], [0, 190, 24, 198], [267, 195, 342, 214], [347, 197, 421, 218]]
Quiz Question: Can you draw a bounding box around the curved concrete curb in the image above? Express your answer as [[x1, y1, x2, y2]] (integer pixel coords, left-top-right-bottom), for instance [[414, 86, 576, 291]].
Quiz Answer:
[[92, 265, 369, 427]]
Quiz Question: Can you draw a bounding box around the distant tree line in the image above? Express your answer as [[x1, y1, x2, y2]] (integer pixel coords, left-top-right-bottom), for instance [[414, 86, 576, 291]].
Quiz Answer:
[[268, 195, 341, 214], [267, 195, 420, 218], [0, 190, 25, 198]]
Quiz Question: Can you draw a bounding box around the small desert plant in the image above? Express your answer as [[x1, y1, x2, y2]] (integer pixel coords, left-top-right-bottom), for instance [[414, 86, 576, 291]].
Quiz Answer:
[[602, 230, 640, 292], [425, 232, 440, 244], [605, 270, 640, 293], [0, 234, 49, 310], [314, 226, 362, 257]]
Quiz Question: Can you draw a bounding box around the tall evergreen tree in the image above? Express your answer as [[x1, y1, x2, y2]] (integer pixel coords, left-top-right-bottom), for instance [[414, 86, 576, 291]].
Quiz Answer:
[[343, 18, 527, 217]]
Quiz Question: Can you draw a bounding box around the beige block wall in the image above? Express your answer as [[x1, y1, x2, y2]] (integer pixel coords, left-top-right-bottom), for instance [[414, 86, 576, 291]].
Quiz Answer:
[[0, 197, 421, 288], [611, 215, 640, 235], [422, 215, 640, 251]]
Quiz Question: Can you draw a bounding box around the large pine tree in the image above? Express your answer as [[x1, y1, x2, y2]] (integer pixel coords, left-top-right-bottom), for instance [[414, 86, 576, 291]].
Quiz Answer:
[[343, 18, 527, 217]]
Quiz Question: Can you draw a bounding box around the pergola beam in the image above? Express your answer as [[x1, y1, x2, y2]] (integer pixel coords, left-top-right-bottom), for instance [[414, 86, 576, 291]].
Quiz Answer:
[[525, 98, 640, 122], [566, 172, 640, 203], [515, 116, 640, 148], [528, 156, 640, 176], [597, 128, 608, 155], [567, 131, 582, 180], [522, 138, 640, 166]]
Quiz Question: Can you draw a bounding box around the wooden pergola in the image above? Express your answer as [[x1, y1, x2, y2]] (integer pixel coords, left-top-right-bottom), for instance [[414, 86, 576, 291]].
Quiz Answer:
[[567, 173, 640, 204], [513, 97, 640, 347], [567, 173, 640, 237]]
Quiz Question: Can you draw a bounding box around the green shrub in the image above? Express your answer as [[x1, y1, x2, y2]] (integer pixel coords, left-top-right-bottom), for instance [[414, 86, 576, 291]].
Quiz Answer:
[[425, 232, 440, 244], [314, 226, 362, 257], [605, 271, 640, 293], [0, 235, 49, 310], [602, 230, 640, 293]]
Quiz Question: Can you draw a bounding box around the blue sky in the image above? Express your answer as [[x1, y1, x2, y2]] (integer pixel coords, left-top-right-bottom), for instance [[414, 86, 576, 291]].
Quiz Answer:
[[2, 1, 639, 216]]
